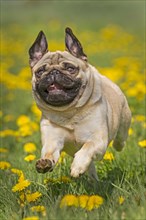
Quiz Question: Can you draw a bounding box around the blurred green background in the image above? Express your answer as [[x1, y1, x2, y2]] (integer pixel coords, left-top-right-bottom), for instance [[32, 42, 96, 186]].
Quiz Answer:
[[0, 1, 145, 220], [1, 0, 145, 73], [1, 0, 145, 117], [1, 0, 145, 37]]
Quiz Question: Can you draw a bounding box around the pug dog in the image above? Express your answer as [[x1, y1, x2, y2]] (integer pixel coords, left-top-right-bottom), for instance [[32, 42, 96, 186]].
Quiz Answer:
[[29, 27, 131, 181]]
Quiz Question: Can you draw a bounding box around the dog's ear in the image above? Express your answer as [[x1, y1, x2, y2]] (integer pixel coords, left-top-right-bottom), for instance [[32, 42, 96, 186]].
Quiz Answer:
[[65, 27, 87, 61], [29, 31, 48, 68]]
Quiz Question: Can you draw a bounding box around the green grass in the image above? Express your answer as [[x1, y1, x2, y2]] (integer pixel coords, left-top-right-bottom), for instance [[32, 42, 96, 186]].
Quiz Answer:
[[0, 1, 145, 220]]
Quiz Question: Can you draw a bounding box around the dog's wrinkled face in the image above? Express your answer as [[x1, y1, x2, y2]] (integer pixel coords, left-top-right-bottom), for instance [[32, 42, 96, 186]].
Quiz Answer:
[[34, 54, 82, 106], [29, 28, 88, 107]]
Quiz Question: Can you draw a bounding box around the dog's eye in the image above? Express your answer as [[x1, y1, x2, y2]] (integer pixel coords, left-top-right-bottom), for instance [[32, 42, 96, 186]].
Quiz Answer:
[[67, 66, 76, 73], [35, 66, 46, 78], [64, 63, 77, 74]]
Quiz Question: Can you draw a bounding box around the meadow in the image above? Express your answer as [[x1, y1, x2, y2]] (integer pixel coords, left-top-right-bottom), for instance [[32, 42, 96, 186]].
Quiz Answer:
[[0, 1, 145, 220]]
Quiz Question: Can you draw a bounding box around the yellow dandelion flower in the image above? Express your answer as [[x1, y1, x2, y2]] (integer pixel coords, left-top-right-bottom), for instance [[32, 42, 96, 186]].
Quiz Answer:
[[0, 129, 18, 137], [12, 179, 31, 192], [128, 128, 133, 136], [103, 152, 114, 161], [16, 115, 31, 126], [126, 84, 145, 100], [18, 173, 25, 182], [109, 141, 113, 147], [0, 148, 8, 153], [24, 154, 36, 162], [30, 205, 46, 212], [78, 195, 89, 208], [26, 192, 42, 203], [134, 115, 145, 122], [19, 192, 25, 203], [43, 178, 55, 184], [86, 195, 104, 211], [23, 216, 39, 220], [11, 168, 23, 177], [60, 176, 72, 183], [31, 103, 41, 119], [57, 151, 67, 164], [18, 125, 33, 137], [30, 122, 39, 132], [23, 143, 36, 153], [60, 194, 79, 208], [131, 117, 135, 123], [138, 140, 146, 148], [16, 115, 39, 137], [118, 196, 125, 205], [17, 122, 39, 137], [0, 161, 11, 169]]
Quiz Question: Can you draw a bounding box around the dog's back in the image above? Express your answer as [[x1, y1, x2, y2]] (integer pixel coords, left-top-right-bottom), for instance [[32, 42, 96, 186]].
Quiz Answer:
[[100, 74, 131, 150]]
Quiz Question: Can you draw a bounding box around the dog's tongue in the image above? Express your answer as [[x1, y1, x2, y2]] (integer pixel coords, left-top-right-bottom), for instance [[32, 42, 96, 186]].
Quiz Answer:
[[48, 83, 62, 91]]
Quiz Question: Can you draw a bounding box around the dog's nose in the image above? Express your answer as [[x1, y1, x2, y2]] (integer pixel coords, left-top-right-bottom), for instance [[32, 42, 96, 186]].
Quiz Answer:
[[48, 69, 60, 82], [50, 69, 60, 76]]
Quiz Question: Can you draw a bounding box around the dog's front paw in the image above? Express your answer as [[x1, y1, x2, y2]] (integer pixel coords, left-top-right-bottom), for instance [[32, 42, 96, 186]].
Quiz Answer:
[[70, 165, 85, 178], [36, 159, 54, 173], [70, 155, 91, 178]]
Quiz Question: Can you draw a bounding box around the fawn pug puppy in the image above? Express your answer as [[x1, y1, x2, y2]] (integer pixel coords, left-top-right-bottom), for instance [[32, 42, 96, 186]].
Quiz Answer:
[[29, 27, 131, 181]]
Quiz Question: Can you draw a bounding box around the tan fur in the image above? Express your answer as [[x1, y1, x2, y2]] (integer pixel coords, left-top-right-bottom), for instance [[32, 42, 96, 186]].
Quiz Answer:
[[31, 51, 131, 179]]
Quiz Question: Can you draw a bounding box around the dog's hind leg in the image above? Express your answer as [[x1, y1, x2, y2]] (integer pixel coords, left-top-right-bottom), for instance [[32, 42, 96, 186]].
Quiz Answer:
[[113, 100, 131, 151], [87, 161, 98, 183]]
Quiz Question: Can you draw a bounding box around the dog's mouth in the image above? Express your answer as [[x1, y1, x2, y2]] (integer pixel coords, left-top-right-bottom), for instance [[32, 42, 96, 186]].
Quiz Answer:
[[46, 83, 65, 93], [47, 83, 62, 91], [35, 71, 82, 106]]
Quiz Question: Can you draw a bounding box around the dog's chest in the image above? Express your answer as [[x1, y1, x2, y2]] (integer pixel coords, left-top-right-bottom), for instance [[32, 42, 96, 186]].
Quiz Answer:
[[63, 127, 91, 156], [65, 110, 102, 143], [62, 118, 99, 155]]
